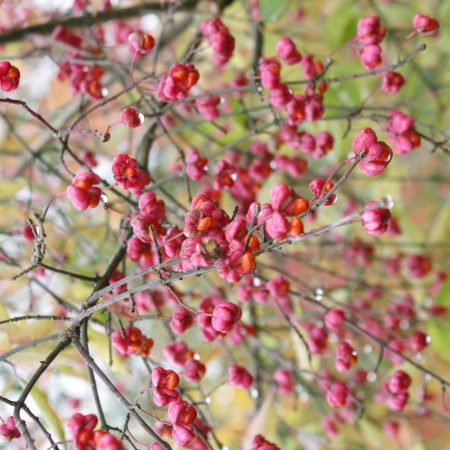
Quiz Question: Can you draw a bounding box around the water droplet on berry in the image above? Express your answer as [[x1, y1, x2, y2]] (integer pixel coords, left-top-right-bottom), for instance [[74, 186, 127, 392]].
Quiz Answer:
[[329, 195, 338, 206], [400, 320, 409, 330], [314, 288, 323, 301], [367, 372, 377, 382], [141, 13, 160, 31], [329, 333, 338, 343], [250, 388, 259, 398], [382, 195, 394, 209], [253, 277, 261, 287]]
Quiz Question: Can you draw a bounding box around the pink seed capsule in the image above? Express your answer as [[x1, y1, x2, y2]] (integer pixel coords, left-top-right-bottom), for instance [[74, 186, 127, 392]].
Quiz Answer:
[[228, 364, 253, 389], [128, 32, 155, 55], [120, 107, 144, 128], [413, 14, 439, 35]]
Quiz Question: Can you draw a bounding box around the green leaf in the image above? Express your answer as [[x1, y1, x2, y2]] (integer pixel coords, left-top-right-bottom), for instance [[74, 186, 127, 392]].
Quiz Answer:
[[426, 280, 450, 362], [436, 279, 450, 306], [242, 389, 276, 448], [427, 200, 450, 244], [426, 317, 450, 363], [259, 0, 291, 22], [358, 418, 388, 446], [30, 387, 65, 442], [324, 1, 358, 47], [0, 304, 9, 321]]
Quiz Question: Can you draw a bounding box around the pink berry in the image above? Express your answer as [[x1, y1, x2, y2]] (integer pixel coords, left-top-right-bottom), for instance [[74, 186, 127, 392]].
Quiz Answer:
[[172, 425, 195, 446], [211, 301, 242, 333], [409, 331, 430, 352], [128, 32, 155, 55], [387, 391, 409, 412], [388, 370, 412, 394], [0, 416, 21, 441], [171, 307, 194, 334], [168, 400, 197, 426], [381, 71, 406, 93], [112, 154, 151, 195], [361, 201, 391, 235], [228, 364, 253, 389], [96, 433, 125, 450], [309, 178, 337, 206], [252, 434, 281, 450], [66, 171, 102, 211], [335, 341, 357, 372], [360, 44, 382, 70], [195, 95, 221, 121], [358, 141, 393, 177], [326, 381, 349, 408], [413, 14, 439, 35], [183, 359, 206, 382], [0, 61, 20, 91], [22, 223, 34, 241], [276, 37, 302, 65], [120, 107, 144, 128], [356, 16, 386, 45], [352, 127, 378, 155], [406, 254, 432, 278], [273, 368, 294, 395], [324, 309, 345, 331]]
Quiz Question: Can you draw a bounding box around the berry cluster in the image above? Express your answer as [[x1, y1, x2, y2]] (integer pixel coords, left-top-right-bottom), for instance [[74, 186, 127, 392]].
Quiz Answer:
[[387, 110, 421, 155], [157, 64, 200, 103], [201, 18, 235, 67], [111, 326, 154, 358], [68, 413, 125, 450], [356, 16, 386, 70]]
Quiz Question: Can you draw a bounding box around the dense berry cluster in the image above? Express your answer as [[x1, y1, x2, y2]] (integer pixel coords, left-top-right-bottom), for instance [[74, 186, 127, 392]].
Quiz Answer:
[[1, 3, 447, 450]]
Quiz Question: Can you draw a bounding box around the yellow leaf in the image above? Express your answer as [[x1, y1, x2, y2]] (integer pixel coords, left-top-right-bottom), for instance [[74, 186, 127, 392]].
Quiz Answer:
[[242, 387, 276, 450], [427, 199, 450, 243], [30, 387, 65, 442]]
